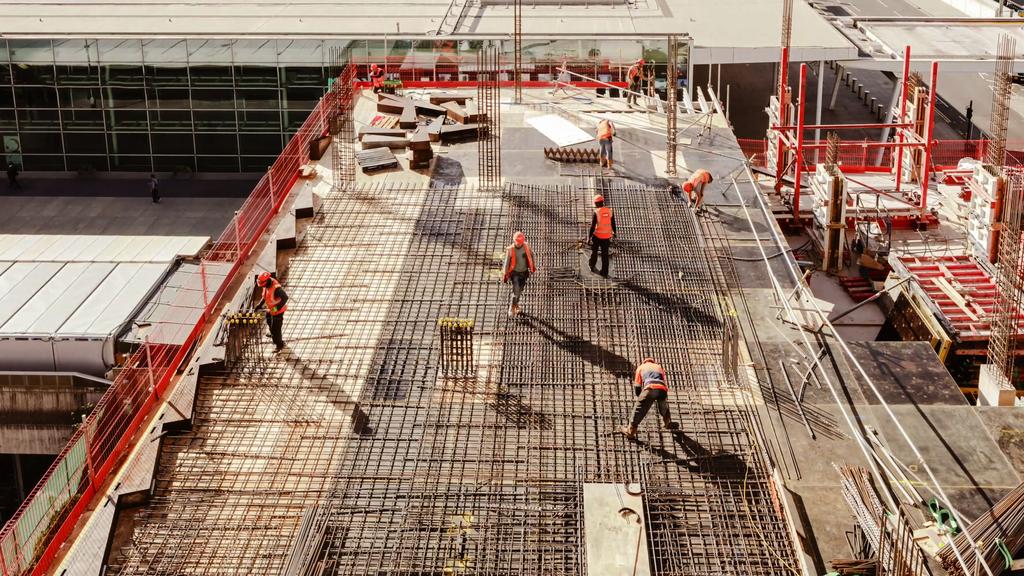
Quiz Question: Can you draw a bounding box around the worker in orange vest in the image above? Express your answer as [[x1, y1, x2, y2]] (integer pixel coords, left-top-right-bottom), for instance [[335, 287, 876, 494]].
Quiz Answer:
[[369, 63, 385, 94], [257, 272, 289, 352], [625, 58, 644, 107], [597, 118, 616, 171], [683, 169, 713, 212], [589, 194, 617, 277], [622, 357, 676, 438], [501, 231, 537, 317]]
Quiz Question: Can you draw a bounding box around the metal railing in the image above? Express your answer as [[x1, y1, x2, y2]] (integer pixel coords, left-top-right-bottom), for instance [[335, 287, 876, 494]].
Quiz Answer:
[[0, 87, 338, 576], [737, 138, 1024, 171]]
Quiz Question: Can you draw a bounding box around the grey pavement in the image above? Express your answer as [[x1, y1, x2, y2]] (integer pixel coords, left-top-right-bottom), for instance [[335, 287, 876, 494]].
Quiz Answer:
[[0, 196, 244, 237], [2, 175, 258, 199]]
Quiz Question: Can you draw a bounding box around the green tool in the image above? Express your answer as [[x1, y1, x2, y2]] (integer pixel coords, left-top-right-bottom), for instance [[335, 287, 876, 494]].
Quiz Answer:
[[928, 497, 960, 534]]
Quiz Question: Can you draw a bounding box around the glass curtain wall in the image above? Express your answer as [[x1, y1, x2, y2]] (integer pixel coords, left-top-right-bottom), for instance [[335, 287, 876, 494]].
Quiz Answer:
[[0, 37, 688, 173]]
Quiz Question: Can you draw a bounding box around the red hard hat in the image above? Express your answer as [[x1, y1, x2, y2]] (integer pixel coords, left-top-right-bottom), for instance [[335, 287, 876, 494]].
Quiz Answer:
[[371, 63, 379, 70], [638, 58, 645, 64], [513, 231, 526, 246], [683, 182, 694, 193], [257, 272, 272, 287], [593, 194, 604, 205]]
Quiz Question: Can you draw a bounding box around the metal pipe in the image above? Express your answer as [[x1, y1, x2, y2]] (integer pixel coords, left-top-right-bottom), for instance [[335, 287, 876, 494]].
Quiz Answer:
[[773, 122, 914, 131], [894, 46, 911, 194], [793, 63, 808, 221], [921, 61, 939, 215]]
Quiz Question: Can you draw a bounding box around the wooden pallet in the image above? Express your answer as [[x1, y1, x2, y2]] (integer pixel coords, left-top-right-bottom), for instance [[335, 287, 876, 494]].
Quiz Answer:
[[356, 147, 399, 172]]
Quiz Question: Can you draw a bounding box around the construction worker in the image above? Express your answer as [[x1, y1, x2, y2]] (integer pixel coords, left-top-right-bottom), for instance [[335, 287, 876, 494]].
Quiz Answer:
[[683, 169, 713, 212], [501, 231, 536, 317], [622, 357, 676, 438], [257, 272, 288, 352], [369, 63, 385, 94], [597, 118, 615, 172], [625, 58, 644, 107], [589, 194, 616, 277]]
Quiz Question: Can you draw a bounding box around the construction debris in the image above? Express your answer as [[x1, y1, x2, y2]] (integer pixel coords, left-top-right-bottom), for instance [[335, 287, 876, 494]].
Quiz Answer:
[[939, 480, 1024, 576], [355, 147, 399, 172]]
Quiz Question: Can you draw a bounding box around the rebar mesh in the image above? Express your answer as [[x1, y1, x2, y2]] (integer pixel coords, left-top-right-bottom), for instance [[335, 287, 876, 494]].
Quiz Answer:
[[986, 34, 1015, 168]]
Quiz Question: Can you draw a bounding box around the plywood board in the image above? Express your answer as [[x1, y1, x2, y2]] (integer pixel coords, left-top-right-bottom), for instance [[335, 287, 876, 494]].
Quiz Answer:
[[525, 114, 594, 147], [583, 483, 651, 576]]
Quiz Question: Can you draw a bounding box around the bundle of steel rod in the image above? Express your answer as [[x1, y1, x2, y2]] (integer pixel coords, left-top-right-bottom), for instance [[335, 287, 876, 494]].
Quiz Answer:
[[939, 480, 1024, 576], [438, 317, 475, 376], [830, 559, 878, 574], [544, 147, 600, 163], [835, 464, 928, 576], [225, 310, 266, 366]]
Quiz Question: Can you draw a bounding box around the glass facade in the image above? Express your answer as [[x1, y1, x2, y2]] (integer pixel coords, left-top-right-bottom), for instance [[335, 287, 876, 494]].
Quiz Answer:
[[0, 37, 688, 173]]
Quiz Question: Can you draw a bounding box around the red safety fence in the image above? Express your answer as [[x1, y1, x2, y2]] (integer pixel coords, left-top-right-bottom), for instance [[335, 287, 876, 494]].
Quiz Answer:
[[737, 138, 1024, 172], [0, 85, 338, 576], [352, 56, 636, 85]]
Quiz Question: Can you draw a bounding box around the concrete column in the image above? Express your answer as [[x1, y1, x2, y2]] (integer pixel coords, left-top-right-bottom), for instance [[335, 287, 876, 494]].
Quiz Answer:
[[14, 454, 26, 500], [829, 64, 843, 110]]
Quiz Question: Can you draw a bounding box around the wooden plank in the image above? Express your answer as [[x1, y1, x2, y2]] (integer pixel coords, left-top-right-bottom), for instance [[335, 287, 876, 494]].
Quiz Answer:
[[429, 92, 470, 105], [361, 135, 409, 150], [376, 96, 406, 115], [358, 127, 407, 140], [409, 127, 431, 150], [441, 101, 470, 123], [933, 276, 979, 322], [399, 105, 418, 129], [438, 123, 479, 142], [426, 114, 447, 142]]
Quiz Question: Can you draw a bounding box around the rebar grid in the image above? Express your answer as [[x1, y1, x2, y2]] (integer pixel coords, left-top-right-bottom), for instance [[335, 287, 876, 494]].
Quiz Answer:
[[989, 169, 1024, 386], [478, 46, 503, 190], [330, 46, 357, 184], [513, 0, 523, 103], [108, 179, 797, 576], [986, 34, 1015, 168]]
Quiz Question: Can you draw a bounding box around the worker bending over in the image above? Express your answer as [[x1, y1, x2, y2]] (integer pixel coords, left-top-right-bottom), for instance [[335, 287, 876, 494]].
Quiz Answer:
[[622, 357, 676, 438], [683, 169, 713, 212], [597, 119, 615, 172], [589, 194, 617, 277], [257, 272, 289, 352], [502, 231, 537, 317], [625, 58, 644, 107], [369, 63, 385, 94]]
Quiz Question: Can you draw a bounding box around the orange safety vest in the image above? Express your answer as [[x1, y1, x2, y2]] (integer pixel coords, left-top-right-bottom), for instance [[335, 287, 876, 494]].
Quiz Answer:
[[634, 361, 668, 391], [627, 64, 642, 81], [687, 169, 712, 188], [597, 120, 614, 141], [370, 68, 385, 87], [594, 207, 614, 239], [263, 279, 287, 316], [505, 243, 536, 278]]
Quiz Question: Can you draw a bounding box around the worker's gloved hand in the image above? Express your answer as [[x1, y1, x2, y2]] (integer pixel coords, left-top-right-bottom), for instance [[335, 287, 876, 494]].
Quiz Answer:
[[633, 386, 642, 397]]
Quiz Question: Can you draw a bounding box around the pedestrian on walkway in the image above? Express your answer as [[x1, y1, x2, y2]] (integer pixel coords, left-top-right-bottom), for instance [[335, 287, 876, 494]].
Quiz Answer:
[[683, 168, 713, 212], [589, 194, 616, 277], [597, 118, 615, 172], [6, 162, 20, 191], [149, 173, 160, 203], [502, 231, 536, 317], [621, 357, 676, 438], [257, 272, 289, 352]]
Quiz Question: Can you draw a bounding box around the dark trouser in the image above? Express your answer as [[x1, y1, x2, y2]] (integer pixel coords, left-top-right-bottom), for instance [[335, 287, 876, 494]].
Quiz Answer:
[[151, 187, 160, 203], [626, 80, 639, 105], [510, 271, 530, 305], [599, 139, 613, 166], [630, 387, 670, 428], [266, 312, 285, 349], [8, 175, 19, 190], [589, 237, 610, 275]]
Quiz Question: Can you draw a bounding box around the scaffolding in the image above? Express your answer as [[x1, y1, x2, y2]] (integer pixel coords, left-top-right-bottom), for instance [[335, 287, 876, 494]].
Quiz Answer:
[[513, 0, 523, 103], [107, 178, 799, 575], [666, 35, 679, 177], [329, 46, 357, 184], [989, 170, 1024, 388], [477, 45, 503, 190], [987, 34, 1015, 168]]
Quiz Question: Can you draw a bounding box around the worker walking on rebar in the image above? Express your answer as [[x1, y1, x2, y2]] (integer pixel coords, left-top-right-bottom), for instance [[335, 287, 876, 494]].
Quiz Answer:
[[369, 63, 385, 94], [597, 118, 615, 172], [621, 357, 676, 438], [683, 168, 713, 212], [502, 231, 536, 317], [257, 272, 289, 352], [625, 58, 644, 107], [589, 194, 616, 277]]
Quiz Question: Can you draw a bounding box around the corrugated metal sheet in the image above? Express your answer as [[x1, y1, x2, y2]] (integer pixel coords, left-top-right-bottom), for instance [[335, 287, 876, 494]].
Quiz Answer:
[[0, 235, 208, 262]]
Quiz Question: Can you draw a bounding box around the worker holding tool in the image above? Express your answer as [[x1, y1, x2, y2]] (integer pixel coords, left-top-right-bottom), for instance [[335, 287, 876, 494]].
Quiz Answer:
[[625, 58, 644, 107], [596, 118, 616, 172], [501, 231, 536, 317], [621, 357, 676, 438], [257, 272, 288, 352], [589, 194, 616, 277], [369, 63, 385, 94], [683, 169, 713, 212]]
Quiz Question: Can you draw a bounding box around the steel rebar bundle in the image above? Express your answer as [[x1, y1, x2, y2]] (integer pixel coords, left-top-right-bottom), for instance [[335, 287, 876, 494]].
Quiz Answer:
[[438, 317, 476, 376], [989, 169, 1024, 387], [666, 35, 679, 177], [939, 480, 1024, 576], [477, 45, 502, 189], [225, 311, 267, 367], [986, 34, 1015, 168]]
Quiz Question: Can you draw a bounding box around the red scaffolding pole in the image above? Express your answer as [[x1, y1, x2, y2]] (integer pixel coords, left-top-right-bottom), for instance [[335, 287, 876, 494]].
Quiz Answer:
[[793, 63, 808, 220], [894, 46, 911, 194], [921, 61, 939, 215]]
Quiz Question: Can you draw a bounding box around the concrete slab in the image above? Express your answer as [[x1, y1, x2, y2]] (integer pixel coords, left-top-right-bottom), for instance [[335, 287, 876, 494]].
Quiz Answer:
[[583, 483, 650, 576]]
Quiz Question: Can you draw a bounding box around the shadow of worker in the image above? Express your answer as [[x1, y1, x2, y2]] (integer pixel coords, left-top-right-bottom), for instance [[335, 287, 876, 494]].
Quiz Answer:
[[520, 314, 633, 378], [279, 348, 374, 436]]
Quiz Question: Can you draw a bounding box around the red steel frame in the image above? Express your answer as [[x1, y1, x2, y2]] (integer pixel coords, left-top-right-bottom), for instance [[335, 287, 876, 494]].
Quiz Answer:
[[0, 75, 347, 576], [770, 47, 939, 222]]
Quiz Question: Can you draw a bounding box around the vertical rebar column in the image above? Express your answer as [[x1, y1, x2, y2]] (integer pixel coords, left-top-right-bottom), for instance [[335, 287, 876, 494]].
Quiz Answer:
[[987, 34, 1015, 168], [330, 45, 357, 184], [478, 45, 502, 190], [666, 35, 679, 177], [989, 170, 1024, 388], [514, 0, 523, 103], [439, 317, 475, 376]]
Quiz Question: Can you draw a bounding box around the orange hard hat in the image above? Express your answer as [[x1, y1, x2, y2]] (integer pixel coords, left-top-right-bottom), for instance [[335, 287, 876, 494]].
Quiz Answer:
[[593, 194, 604, 205], [371, 63, 379, 70], [642, 357, 655, 364], [637, 58, 645, 65], [513, 231, 526, 246], [683, 182, 694, 193], [257, 272, 272, 287]]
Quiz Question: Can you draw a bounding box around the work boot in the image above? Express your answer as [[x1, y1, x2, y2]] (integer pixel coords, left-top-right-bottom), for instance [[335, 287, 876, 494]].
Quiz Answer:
[[512, 303, 521, 316], [507, 303, 515, 317], [620, 425, 637, 439], [662, 417, 679, 430]]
